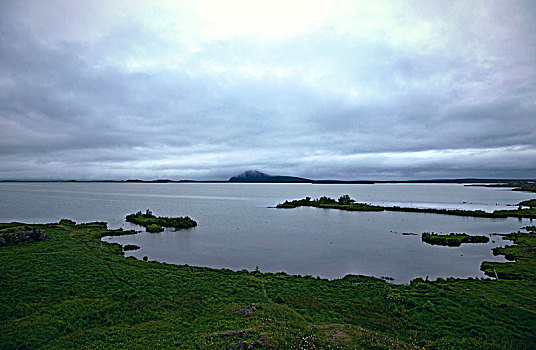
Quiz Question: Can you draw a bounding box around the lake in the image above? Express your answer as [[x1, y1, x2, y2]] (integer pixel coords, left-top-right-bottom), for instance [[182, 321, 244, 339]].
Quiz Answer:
[[0, 182, 533, 283]]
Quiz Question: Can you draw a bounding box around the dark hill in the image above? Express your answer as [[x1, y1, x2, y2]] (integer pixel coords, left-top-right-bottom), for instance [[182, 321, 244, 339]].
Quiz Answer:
[[228, 170, 311, 183]]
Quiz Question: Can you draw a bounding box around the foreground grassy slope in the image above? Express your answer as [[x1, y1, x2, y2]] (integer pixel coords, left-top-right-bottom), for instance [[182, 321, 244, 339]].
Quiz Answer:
[[1, 221, 535, 349]]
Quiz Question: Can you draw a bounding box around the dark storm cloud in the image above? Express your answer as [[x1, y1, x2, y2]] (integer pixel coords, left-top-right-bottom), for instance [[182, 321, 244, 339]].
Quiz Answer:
[[0, 1, 535, 180]]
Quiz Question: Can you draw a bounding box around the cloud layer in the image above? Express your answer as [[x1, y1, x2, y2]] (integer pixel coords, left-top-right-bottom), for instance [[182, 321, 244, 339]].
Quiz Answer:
[[1, 0, 535, 180]]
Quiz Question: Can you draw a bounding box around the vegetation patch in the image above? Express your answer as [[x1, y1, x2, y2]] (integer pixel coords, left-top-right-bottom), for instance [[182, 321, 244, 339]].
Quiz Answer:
[[126, 209, 197, 230], [145, 224, 164, 233], [523, 225, 536, 233], [421, 232, 489, 246], [123, 244, 140, 251]]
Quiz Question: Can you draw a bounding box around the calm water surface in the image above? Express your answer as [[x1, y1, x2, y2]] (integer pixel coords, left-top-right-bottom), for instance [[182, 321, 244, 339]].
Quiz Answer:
[[0, 182, 533, 283]]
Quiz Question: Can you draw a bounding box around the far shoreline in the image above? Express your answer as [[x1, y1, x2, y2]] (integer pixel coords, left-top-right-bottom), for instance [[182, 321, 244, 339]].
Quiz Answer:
[[2, 178, 535, 193]]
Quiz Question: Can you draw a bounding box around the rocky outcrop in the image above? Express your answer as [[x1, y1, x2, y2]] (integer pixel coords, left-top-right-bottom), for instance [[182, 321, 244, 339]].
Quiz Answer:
[[0, 226, 47, 246], [226, 341, 266, 349]]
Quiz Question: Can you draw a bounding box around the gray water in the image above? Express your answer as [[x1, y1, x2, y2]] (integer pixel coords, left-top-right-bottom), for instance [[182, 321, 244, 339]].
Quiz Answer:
[[0, 182, 533, 283]]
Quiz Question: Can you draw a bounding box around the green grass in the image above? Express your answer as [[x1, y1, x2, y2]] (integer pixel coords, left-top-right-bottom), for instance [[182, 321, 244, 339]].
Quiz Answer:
[[125, 210, 197, 230], [145, 224, 164, 233], [1, 220, 535, 349], [277, 196, 536, 219], [421, 232, 489, 246]]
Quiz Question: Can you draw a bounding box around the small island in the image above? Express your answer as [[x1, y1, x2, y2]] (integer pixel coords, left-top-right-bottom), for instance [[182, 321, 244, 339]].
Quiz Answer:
[[125, 210, 197, 232], [277, 195, 383, 211], [122, 244, 140, 251], [422, 232, 489, 246]]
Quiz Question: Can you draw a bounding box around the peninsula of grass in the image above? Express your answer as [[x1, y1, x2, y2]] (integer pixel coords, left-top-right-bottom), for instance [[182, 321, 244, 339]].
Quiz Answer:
[[422, 232, 489, 246], [481, 230, 536, 280], [465, 180, 536, 192], [126, 209, 197, 230], [519, 199, 536, 207], [277, 196, 536, 219], [1, 219, 535, 349], [469, 180, 536, 193]]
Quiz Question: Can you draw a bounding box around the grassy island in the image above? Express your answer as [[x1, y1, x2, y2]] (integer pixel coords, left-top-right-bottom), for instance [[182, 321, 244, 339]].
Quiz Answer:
[[422, 232, 489, 246], [277, 196, 536, 219], [126, 210, 197, 231], [0, 219, 535, 349], [276, 195, 383, 211]]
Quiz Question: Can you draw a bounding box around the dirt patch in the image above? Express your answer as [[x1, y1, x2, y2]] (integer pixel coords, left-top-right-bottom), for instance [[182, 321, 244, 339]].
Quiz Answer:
[[310, 324, 350, 343]]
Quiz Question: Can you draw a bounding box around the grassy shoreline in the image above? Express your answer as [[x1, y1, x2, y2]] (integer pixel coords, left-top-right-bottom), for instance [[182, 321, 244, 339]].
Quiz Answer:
[[1, 219, 535, 349]]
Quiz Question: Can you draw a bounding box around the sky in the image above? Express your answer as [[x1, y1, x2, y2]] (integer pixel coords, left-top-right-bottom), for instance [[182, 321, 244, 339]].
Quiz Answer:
[[0, 0, 535, 180]]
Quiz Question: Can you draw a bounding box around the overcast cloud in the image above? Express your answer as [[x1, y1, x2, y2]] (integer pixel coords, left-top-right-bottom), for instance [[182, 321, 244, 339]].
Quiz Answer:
[[1, 0, 535, 180]]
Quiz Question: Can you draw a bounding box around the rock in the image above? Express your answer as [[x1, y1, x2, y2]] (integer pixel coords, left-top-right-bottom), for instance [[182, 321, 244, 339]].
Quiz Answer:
[[239, 303, 258, 318], [0, 226, 46, 246]]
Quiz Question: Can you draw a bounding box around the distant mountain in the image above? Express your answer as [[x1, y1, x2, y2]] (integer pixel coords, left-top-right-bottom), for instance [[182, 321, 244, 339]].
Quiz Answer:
[[228, 170, 311, 183]]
